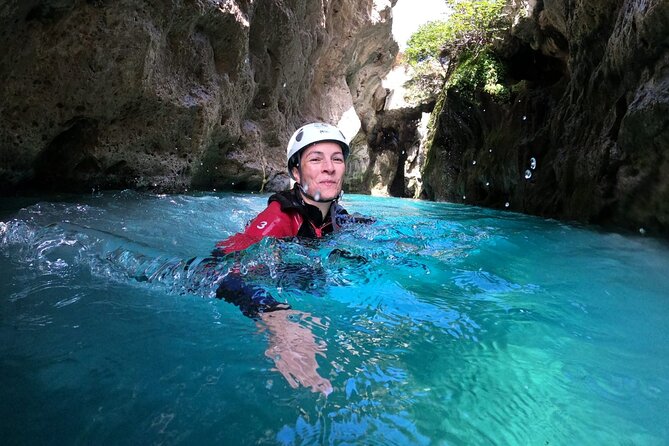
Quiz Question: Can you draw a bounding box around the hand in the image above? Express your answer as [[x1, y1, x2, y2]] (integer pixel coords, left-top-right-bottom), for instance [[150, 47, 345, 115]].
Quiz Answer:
[[260, 310, 332, 396]]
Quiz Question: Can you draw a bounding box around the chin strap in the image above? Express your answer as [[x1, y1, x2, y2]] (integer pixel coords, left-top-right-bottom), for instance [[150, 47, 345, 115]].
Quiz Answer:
[[295, 164, 343, 203], [297, 183, 342, 203]]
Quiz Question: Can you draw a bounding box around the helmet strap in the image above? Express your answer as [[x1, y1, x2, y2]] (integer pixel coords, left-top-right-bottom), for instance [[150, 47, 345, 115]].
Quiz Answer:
[[297, 183, 338, 203]]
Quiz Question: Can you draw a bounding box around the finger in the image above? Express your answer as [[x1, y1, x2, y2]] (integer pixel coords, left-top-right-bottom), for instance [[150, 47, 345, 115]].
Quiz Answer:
[[313, 378, 333, 396]]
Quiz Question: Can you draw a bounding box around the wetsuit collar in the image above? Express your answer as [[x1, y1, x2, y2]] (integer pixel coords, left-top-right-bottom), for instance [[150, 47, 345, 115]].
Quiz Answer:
[[293, 185, 333, 227], [267, 184, 334, 227]]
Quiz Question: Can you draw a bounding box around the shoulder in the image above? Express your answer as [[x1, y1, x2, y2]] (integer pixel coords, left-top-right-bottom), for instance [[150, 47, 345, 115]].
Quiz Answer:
[[252, 201, 290, 227], [268, 187, 301, 210], [332, 202, 348, 215], [215, 201, 302, 254], [248, 201, 302, 237]]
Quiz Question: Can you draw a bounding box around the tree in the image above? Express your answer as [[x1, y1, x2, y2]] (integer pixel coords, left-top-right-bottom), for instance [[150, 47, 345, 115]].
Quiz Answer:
[[403, 0, 510, 104], [405, 20, 453, 68]]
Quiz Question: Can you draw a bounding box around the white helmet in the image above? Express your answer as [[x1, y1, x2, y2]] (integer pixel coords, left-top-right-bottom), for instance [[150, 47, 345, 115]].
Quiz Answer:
[[286, 122, 350, 180]]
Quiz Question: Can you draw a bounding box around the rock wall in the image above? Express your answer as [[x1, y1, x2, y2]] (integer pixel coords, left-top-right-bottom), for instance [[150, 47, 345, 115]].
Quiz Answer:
[[342, 62, 437, 199], [344, 103, 433, 197], [0, 0, 397, 193], [422, 0, 669, 235]]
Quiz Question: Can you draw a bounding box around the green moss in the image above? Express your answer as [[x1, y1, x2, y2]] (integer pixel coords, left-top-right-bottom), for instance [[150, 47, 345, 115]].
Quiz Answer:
[[421, 86, 448, 181], [447, 50, 509, 103]]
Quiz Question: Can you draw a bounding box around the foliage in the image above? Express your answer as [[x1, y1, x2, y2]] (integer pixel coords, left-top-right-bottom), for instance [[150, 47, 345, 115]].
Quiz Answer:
[[404, 21, 453, 67], [447, 50, 509, 102], [403, 0, 510, 104], [405, 0, 508, 66], [445, 0, 508, 55]]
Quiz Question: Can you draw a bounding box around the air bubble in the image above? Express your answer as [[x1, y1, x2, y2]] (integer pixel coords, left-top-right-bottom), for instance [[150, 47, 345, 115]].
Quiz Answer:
[[472, 160, 477, 165], [530, 157, 537, 170], [639, 228, 646, 235], [524, 169, 532, 179], [522, 116, 527, 121], [314, 192, 321, 201], [485, 182, 490, 186], [462, 195, 466, 200], [505, 202, 510, 208]]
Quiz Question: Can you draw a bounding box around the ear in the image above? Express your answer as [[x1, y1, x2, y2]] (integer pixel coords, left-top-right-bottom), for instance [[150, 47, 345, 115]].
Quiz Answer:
[[291, 166, 301, 183]]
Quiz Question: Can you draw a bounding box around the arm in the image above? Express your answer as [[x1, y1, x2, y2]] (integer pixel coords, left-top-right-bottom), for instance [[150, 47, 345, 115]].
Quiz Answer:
[[214, 201, 302, 255], [216, 277, 331, 395], [215, 272, 290, 317], [214, 203, 330, 393], [260, 310, 332, 396]]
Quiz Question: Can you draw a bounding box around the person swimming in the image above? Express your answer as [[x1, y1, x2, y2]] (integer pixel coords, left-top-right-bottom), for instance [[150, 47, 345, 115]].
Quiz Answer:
[[214, 122, 372, 318], [213, 122, 373, 395]]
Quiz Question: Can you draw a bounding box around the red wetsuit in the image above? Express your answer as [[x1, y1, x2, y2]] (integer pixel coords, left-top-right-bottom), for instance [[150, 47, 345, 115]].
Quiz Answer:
[[213, 185, 373, 318], [215, 184, 350, 255]]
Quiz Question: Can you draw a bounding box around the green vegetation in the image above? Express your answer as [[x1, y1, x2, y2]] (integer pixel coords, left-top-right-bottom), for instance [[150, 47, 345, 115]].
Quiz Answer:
[[403, 0, 510, 104], [404, 21, 454, 68], [447, 49, 509, 102]]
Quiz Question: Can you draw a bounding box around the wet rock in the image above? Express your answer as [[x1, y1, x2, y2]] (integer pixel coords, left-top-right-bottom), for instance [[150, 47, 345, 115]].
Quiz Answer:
[[344, 61, 435, 199], [422, 0, 669, 235], [0, 0, 397, 193]]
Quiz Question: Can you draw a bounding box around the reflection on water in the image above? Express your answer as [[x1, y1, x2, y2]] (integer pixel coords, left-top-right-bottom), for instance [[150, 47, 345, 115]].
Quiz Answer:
[[1, 190, 669, 445]]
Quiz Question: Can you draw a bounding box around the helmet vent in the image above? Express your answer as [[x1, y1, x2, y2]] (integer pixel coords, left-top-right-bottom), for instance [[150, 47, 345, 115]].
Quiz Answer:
[[295, 130, 303, 142]]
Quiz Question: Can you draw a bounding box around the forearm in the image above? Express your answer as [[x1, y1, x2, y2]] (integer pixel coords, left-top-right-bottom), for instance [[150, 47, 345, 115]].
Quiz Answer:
[[216, 272, 290, 318]]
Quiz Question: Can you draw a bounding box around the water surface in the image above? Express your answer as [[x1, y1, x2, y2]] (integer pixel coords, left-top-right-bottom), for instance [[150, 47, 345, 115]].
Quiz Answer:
[[1, 191, 667, 445]]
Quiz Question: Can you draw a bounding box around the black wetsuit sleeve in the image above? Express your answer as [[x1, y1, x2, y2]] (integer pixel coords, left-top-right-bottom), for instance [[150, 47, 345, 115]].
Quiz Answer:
[[334, 205, 376, 227], [216, 272, 290, 319]]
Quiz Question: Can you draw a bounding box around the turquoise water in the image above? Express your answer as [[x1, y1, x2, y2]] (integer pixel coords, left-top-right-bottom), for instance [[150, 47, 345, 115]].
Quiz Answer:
[[1, 191, 668, 445]]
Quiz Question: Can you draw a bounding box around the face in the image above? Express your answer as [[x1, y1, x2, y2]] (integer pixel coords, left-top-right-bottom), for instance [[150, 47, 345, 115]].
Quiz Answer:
[[292, 141, 346, 203]]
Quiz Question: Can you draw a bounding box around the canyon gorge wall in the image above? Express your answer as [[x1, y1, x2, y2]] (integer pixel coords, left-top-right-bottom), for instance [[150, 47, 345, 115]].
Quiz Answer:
[[1, 0, 667, 235], [0, 0, 397, 193], [421, 0, 668, 235]]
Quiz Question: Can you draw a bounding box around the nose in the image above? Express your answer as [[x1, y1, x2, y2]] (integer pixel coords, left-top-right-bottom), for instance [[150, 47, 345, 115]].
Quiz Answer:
[[322, 158, 335, 172]]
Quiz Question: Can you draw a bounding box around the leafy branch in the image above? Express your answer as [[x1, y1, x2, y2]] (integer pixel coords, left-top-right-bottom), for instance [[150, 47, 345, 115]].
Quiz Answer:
[[403, 0, 510, 104]]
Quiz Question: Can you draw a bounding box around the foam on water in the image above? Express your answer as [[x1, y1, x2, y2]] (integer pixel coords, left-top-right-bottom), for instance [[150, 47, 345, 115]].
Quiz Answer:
[[1, 191, 668, 445]]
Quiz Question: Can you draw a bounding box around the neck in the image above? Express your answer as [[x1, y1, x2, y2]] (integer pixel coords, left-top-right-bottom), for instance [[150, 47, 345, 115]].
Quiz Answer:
[[298, 189, 332, 219]]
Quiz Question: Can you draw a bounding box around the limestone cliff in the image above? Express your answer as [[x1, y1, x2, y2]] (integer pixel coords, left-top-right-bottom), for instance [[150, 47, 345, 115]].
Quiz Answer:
[[0, 0, 397, 193], [421, 0, 669, 235]]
